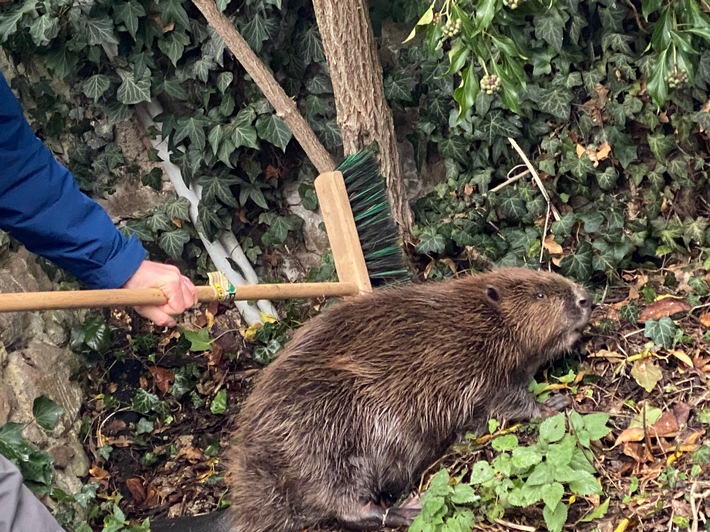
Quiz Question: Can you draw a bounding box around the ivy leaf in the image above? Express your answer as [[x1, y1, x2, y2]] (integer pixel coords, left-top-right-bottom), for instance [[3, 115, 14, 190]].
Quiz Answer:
[[84, 16, 119, 45], [497, 189, 527, 222], [647, 132, 675, 163], [158, 31, 189, 67], [231, 112, 259, 150], [416, 226, 447, 255], [256, 114, 292, 152], [158, 0, 190, 29], [217, 71, 233, 93], [0, 6, 28, 42], [82, 74, 111, 102], [597, 167, 618, 190], [643, 317, 678, 348], [71, 316, 111, 353], [155, 77, 188, 100], [117, 71, 151, 105], [384, 72, 414, 103], [578, 212, 605, 233], [261, 216, 296, 245], [33, 396, 65, 431], [199, 174, 238, 207], [146, 213, 171, 233], [241, 13, 269, 52], [114, 1, 146, 39], [537, 85, 573, 119], [551, 213, 576, 237], [164, 196, 191, 221], [182, 328, 213, 352], [175, 114, 210, 152], [239, 182, 269, 209], [437, 136, 469, 164], [298, 24, 325, 64], [158, 229, 190, 259], [29, 14, 58, 45], [539, 413, 566, 444], [210, 389, 227, 415], [45, 47, 79, 80], [132, 389, 170, 418], [474, 110, 521, 144], [559, 241, 593, 281], [534, 8, 565, 52]]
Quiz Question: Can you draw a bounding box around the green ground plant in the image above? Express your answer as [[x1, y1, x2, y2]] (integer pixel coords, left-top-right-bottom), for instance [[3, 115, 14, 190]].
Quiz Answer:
[[410, 412, 611, 532]]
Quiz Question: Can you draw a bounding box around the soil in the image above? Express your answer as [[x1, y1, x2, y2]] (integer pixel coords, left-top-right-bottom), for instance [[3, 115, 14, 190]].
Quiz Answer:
[[79, 266, 710, 532]]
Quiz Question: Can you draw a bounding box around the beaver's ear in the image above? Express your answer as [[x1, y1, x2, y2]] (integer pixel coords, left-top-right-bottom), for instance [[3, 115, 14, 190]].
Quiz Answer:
[[485, 284, 501, 303]]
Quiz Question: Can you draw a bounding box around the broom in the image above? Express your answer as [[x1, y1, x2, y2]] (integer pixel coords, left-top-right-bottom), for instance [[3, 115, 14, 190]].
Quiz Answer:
[[187, 0, 411, 285], [0, 5, 409, 313]]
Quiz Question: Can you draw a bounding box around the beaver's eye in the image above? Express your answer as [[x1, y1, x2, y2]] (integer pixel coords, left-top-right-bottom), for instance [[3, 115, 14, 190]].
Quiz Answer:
[[536, 292, 546, 300]]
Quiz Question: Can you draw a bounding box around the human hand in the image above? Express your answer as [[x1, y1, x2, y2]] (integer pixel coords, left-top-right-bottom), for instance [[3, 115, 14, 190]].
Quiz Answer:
[[122, 260, 198, 327]]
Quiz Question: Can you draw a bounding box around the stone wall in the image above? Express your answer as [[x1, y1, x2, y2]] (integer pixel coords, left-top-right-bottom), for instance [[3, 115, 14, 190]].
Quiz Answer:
[[0, 247, 90, 505]]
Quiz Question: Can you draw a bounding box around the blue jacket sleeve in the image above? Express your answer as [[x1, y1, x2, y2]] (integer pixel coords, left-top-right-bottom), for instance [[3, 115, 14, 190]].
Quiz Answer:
[[0, 72, 147, 289]]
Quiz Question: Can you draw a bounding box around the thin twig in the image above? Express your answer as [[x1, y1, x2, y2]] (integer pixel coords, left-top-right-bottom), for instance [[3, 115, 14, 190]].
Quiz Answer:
[[493, 518, 536, 531], [507, 138, 561, 221], [485, 169, 530, 196]]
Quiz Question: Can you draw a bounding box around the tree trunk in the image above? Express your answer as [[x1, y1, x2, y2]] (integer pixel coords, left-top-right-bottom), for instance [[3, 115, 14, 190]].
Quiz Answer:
[[311, 0, 413, 242]]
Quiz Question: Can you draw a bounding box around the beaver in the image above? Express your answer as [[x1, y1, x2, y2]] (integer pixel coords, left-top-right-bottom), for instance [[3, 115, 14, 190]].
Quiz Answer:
[[151, 267, 591, 532]]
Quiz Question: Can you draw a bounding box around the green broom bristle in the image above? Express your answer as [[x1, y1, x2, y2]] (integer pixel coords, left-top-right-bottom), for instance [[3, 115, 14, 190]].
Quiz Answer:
[[336, 150, 410, 285]]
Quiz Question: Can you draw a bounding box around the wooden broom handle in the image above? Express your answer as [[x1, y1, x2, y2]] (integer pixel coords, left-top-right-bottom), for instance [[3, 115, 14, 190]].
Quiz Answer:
[[0, 282, 358, 312]]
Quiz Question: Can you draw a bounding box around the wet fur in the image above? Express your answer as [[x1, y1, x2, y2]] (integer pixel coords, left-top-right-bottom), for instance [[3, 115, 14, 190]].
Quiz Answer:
[[152, 268, 590, 532]]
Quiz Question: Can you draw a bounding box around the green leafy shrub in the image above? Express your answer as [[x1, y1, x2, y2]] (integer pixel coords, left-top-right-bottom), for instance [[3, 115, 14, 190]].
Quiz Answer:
[[410, 412, 611, 532]]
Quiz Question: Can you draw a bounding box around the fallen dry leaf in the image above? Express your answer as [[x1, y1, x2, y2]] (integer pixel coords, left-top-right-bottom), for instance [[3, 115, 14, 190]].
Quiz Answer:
[[700, 313, 710, 327], [650, 411, 679, 437], [667, 349, 694, 368], [90, 465, 110, 480], [615, 426, 646, 446], [673, 403, 691, 425], [126, 477, 146, 504], [622, 442, 650, 462], [596, 142, 612, 161], [630, 359, 663, 392], [544, 234, 564, 255], [637, 297, 690, 323], [149, 366, 174, 394]]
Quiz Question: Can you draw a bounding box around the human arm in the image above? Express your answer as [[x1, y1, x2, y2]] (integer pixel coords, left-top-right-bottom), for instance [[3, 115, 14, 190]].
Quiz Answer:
[[0, 72, 195, 325]]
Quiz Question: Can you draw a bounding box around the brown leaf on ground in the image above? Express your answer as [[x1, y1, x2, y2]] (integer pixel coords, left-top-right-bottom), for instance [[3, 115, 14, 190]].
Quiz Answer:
[[673, 403, 691, 425], [631, 359, 663, 392], [622, 442, 650, 462], [543, 235, 563, 255], [650, 411, 679, 437], [668, 349, 694, 368], [615, 426, 646, 446], [126, 478, 146, 504], [700, 313, 710, 327], [637, 297, 690, 323], [90, 465, 110, 481], [149, 366, 175, 394], [103, 418, 127, 435]]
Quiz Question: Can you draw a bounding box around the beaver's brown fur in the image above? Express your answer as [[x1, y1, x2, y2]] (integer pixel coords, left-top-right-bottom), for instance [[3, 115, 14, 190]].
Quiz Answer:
[[218, 267, 591, 531]]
